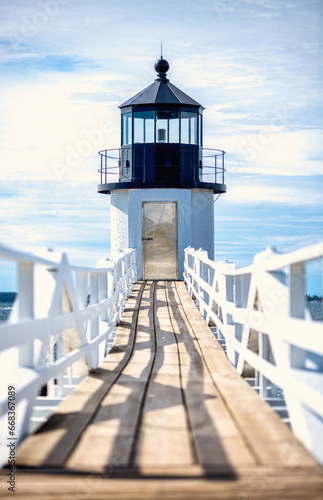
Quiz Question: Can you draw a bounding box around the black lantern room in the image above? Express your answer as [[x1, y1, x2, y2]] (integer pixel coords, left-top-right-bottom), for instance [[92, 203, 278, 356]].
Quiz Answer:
[[98, 57, 226, 194]]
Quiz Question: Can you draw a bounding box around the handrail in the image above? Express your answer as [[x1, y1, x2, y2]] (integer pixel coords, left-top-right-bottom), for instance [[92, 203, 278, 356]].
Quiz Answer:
[[0, 244, 137, 457], [184, 243, 323, 464], [97, 147, 226, 185]]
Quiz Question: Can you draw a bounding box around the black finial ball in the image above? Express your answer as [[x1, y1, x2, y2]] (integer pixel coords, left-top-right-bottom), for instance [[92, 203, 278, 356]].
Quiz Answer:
[[154, 58, 169, 75]]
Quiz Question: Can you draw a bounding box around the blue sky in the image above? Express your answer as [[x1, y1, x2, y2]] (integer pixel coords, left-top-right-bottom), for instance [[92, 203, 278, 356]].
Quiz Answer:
[[0, 0, 322, 293]]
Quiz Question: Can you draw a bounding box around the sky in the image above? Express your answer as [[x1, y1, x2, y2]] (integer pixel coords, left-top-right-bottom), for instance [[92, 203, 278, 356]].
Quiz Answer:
[[0, 0, 322, 293]]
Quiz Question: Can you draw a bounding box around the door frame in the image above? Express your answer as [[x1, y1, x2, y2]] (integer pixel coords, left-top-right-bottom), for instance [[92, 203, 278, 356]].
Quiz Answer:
[[142, 201, 178, 280]]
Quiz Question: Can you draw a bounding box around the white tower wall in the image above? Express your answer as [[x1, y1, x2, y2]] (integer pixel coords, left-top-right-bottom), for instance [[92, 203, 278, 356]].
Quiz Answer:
[[191, 189, 215, 260], [110, 190, 129, 254]]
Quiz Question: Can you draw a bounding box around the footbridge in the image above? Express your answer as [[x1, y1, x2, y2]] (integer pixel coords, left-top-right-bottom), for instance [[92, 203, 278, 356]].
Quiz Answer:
[[0, 243, 322, 499]]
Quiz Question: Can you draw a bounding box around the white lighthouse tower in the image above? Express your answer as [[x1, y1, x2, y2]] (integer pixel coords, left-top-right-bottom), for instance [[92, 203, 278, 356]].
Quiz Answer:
[[98, 56, 226, 280]]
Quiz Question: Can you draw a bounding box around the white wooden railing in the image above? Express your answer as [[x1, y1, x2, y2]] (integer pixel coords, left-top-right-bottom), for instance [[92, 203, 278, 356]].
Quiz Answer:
[[184, 243, 323, 464], [0, 243, 137, 462]]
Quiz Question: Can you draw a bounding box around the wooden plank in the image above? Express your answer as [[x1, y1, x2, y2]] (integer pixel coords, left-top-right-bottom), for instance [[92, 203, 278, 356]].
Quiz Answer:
[[135, 282, 194, 468], [16, 282, 144, 468], [66, 281, 156, 472], [166, 281, 255, 471], [175, 281, 319, 469], [2, 468, 323, 500]]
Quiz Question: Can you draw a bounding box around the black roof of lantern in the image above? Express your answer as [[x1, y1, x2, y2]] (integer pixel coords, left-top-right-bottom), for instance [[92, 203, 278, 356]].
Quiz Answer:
[[119, 57, 203, 109]]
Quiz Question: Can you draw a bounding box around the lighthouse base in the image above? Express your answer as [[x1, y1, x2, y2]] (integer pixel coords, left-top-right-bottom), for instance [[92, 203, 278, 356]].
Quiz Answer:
[[110, 188, 214, 280]]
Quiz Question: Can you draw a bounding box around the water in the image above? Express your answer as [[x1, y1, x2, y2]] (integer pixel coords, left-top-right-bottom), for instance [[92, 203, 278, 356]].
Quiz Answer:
[[0, 293, 16, 322], [307, 301, 323, 322], [0, 294, 321, 322]]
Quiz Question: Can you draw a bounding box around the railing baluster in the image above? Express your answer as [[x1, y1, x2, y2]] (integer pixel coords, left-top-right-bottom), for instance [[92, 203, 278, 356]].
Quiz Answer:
[[98, 147, 226, 186], [17, 262, 34, 368]]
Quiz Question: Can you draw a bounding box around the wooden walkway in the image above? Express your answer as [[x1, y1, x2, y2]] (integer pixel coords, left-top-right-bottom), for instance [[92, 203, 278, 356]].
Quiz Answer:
[[2, 281, 322, 499]]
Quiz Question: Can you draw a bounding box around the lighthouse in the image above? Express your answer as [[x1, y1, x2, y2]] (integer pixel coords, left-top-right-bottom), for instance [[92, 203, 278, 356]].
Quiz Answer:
[[98, 56, 226, 280]]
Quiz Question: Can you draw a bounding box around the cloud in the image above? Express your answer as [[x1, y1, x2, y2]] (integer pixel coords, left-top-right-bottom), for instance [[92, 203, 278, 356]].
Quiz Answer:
[[207, 129, 323, 176], [214, 193, 323, 277], [0, 179, 110, 266], [0, 0, 322, 295], [226, 183, 322, 205], [0, 72, 120, 180]]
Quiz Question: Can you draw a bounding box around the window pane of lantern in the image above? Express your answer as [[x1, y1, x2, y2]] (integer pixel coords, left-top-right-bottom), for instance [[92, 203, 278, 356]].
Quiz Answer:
[[134, 111, 155, 143], [169, 115, 179, 143], [157, 120, 167, 142], [156, 111, 168, 143], [145, 112, 155, 142], [181, 115, 189, 144], [122, 113, 132, 145], [134, 116, 144, 143], [181, 111, 197, 144], [190, 115, 197, 144]]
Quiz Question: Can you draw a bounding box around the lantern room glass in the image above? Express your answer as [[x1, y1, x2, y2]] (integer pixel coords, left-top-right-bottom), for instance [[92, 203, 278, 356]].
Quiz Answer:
[[122, 113, 132, 145], [134, 110, 154, 143], [181, 111, 197, 145], [122, 109, 201, 146], [156, 110, 180, 143]]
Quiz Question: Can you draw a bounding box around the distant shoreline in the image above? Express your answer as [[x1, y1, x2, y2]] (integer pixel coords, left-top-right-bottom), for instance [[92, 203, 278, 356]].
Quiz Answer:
[[306, 295, 323, 303], [0, 292, 322, 322], [0, 292, 322, 300]]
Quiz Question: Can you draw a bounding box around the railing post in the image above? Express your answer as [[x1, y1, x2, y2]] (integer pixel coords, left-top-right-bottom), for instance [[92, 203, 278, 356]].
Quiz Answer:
[[289, 261, 312, 366], [197, 249, 208, 319], [90, 272, 99, 324], [217, 261, 236, 365], [105, 150, 107, 183], [96, 257, 116, 326], [34, 254, 61, 375], [259, 332, 270, 398], [99, 270, 108, 321], [17, 263, 34, 368], [76, 272, 88, 309], [184, 248, 188, 284], [14, 262, 36, 439], [214, 153, 217, 183], [290, 262, 306, 319]]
